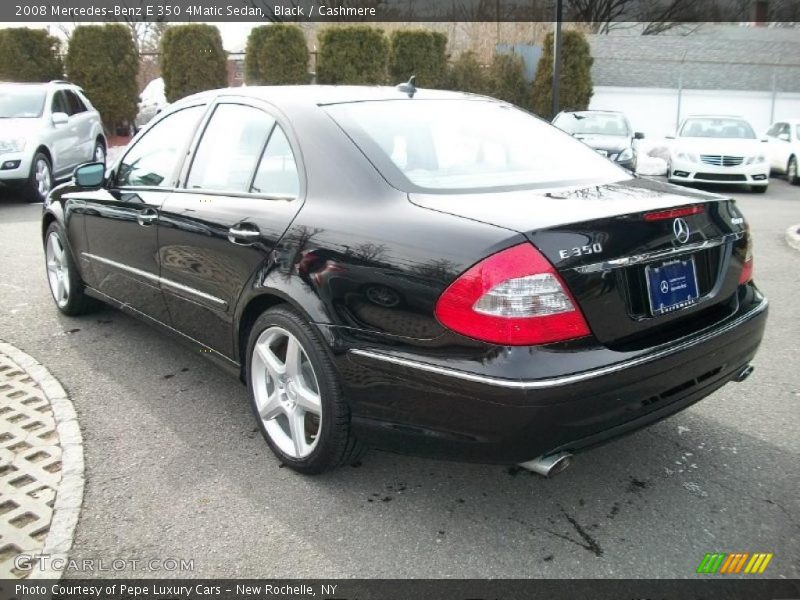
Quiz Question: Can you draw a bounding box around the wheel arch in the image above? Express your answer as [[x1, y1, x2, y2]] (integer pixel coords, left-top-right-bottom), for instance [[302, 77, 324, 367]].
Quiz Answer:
[[34, 144, 53, 166]]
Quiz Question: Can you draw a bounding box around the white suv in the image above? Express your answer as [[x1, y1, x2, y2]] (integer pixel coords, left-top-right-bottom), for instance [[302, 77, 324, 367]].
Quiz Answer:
[[0, 81, 106, 202]]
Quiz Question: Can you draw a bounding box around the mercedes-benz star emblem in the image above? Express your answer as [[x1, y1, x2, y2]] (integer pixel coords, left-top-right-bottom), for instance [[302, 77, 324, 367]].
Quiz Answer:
[[660, 281, 669, 294], [673, 217, 690, 244]]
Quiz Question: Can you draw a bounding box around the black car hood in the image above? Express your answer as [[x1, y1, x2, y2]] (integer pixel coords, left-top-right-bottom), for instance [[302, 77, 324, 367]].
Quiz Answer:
[[408, 177, 725, 232], [572, 134, 630, 154]]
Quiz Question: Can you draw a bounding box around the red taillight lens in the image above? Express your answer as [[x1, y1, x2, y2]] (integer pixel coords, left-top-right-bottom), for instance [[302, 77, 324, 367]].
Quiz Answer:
[[434, 243, 591, 346], [643, 205, 704, 221], [739, 232, 753, 284]]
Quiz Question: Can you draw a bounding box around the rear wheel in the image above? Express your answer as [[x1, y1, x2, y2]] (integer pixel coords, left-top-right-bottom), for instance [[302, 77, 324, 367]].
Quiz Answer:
[[44, 223, 98, 316], [246, 306, 365, 473], [788, 156, 799, 185], [23, 153, 53, 203]]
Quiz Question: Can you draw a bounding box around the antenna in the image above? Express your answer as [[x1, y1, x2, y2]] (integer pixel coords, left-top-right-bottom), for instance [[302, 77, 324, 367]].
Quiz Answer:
[[396, 75, 417, 98]]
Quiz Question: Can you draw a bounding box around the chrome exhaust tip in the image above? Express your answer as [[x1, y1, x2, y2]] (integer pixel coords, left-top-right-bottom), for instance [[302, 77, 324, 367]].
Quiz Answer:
[[734, 365, 754, 383], [518, 451, 574, 477]]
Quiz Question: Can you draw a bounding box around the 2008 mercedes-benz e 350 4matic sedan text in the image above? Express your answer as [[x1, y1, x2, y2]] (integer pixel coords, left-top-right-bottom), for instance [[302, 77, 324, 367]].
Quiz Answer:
[[42, 85, 767, 475]]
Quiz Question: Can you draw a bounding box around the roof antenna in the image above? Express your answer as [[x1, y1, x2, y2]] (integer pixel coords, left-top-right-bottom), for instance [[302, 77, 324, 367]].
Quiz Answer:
[[396, 75, 416, 98]]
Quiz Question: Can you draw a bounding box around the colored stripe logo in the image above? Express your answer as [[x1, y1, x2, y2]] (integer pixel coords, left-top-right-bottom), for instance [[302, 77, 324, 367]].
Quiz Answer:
[[697, 552, 773, 574]]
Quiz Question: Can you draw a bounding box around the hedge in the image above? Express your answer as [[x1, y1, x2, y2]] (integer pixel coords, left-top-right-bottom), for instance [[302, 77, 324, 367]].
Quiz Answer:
[[487, 52, 530, 109], [389, 29, 448, 89], [161, 24, 228, 102], [316, 26, 388, 85], [446, 51, 490, 96], [0, 28, 62, 82], [245, 24, 309, 85], [532, 30, 593, 119], [66, 25, 138, 130]]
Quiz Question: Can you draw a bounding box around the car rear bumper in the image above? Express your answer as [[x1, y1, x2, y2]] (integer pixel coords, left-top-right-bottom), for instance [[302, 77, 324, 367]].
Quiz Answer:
[[341, 291, 768, 464]]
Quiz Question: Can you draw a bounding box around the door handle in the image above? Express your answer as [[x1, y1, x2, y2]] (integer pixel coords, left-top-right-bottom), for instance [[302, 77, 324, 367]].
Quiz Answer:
[[137, 209, 158, 226], [228, 226, 260, 244]]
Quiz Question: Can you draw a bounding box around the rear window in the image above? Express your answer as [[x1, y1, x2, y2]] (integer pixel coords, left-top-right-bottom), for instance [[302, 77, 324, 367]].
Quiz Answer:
[[553, 112, 630, 136], [325, 99, 627, 193]]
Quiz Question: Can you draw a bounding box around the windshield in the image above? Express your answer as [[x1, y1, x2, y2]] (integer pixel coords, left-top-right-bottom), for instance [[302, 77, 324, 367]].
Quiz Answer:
[[553, 112, 630, 136], [0, 87, 46, 118], [679, 118, 756, 139], [326, 100, 627, 192]]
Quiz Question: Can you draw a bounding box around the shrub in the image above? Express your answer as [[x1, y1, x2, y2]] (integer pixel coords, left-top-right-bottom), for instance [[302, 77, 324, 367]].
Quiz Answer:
[[66, 25, 138, 130], [532, 30, 593, 119], [388, 29, 448, 88], [245, 24, 309, 85], [316, 26, 388, 85], [487, 52, 530, 108], [161, 24, 228, 102], [446, 51, 490, 95], [0, 28, 62, 82]]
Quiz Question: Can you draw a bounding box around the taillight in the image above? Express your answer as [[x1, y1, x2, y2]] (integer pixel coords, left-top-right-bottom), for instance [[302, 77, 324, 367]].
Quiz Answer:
[[643, 205, 704, 221], [739, 230, 753, 284], [434, 243, 591, 345]]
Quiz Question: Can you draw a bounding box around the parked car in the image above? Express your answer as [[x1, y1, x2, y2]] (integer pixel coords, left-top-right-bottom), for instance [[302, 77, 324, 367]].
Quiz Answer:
[[42, 86, 767, 475], [764, 119, 800, 185], [0, 80, 106, 202], [667, 115, 769, 193], [134, 77, 167, 133], [551, 109, 643, 171]]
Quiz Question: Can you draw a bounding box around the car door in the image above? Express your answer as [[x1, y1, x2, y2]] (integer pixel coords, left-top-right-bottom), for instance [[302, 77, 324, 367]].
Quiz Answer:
[[767, 122, 790, 171], [64, 89, 95, 164], [157, 99, 305, 358], [48, 90, 80, 176], [81, 103, 207, 323]]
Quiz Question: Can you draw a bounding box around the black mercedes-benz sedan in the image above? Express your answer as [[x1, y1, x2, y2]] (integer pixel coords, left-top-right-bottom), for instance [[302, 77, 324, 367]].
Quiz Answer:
[[42, 85, 767, 475]]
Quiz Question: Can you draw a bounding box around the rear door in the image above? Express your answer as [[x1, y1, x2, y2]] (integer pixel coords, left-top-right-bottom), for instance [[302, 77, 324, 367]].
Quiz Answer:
[[64, 89, 94, 164], [81, 103, 207, 323], [48, 90, 79, 176], [158, 99, 305, 358]]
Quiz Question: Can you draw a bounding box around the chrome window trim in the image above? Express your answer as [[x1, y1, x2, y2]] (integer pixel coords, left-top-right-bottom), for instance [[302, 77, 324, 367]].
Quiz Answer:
[[349, 297, 767, 390], [82, 252, 226, 307], [571, 232, 744, 274]]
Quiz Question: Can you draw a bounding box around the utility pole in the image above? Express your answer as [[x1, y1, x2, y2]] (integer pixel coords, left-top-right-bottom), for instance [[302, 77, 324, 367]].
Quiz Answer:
[[551, 0, 563, 116]]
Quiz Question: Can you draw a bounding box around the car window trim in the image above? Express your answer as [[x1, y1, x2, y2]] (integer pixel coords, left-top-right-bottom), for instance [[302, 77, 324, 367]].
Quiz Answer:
[[112, 101, 211, 191], [176, 96, 306, 202]]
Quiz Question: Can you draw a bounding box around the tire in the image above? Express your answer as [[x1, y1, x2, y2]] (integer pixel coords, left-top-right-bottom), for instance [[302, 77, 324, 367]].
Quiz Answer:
[[751, 185, 768, 194], [93, 139, 106, 165], [788, 156, 799, 186], [23, 152, 54, 203], [44, 223, 98, 316], [245, 305, 365, 474]]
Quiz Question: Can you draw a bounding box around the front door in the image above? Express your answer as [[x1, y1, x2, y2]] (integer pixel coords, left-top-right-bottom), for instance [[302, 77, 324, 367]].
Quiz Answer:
[[157, 100, 305, 358], [81, 104, 207, 323]]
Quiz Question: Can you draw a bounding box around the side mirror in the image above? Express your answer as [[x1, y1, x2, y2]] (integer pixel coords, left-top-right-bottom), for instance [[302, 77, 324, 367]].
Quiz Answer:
[[634, 131, 645, 140], [74, 162, 105, 189], [52, 112, 69, 126]]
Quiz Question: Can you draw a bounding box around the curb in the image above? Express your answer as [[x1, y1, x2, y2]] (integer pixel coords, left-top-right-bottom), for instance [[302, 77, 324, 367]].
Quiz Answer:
[[0, 340, 84, 580], [786, 224, 800, 253]]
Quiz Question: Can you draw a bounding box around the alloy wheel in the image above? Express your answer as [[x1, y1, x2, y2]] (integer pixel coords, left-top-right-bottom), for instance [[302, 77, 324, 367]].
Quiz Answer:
[[35, 158, 52, 199], [789, 158, 797, 182], [94, 144, 106, 164], [45, 232, 70, 308], [251, 326, 322, 459]]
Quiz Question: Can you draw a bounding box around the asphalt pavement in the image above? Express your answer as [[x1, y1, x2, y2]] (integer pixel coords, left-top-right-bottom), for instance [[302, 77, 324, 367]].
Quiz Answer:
[[0, 178, 798, 579]]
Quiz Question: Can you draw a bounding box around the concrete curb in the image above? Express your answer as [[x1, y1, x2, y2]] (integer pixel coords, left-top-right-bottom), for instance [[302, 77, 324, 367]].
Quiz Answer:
[[0, 340, 84, 580], [786, 224, 800, 253]]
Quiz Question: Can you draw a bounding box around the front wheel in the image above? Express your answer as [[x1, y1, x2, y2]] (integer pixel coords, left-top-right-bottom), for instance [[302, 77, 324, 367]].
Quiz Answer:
[[246, 306, 365, 474], [23, 153, 53, 203], [751, 185, 768, 194], [788, 156, 799, 185], [44, 223, 98, 316], [93, 140, 106, 165]]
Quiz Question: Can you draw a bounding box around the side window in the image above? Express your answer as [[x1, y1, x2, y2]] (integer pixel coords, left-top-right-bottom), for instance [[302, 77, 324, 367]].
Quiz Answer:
[[186, 104, 275, 193], [766, 123, 778, 137], [65, 90, 86, 115], [779, 124, 790, 139], [51, 91, 69, 115], [117, 105, 204, 188], [251, 126, 300, 198]]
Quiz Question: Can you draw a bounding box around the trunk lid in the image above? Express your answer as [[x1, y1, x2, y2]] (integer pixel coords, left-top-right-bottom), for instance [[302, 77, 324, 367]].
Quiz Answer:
[[410, 178, 748, 349]]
